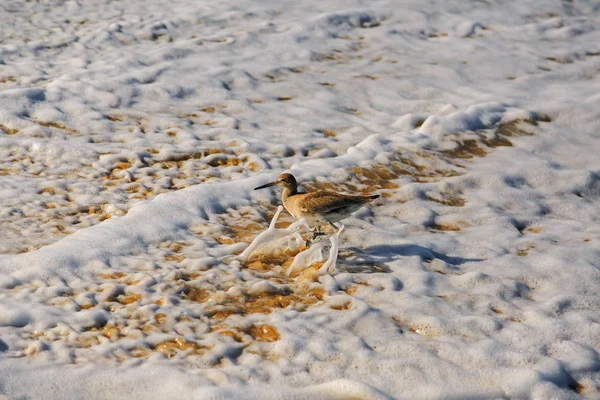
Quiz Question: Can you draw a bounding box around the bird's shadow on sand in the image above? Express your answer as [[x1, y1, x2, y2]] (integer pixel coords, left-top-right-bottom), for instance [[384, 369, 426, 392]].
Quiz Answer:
[[336, 243, 483, 274], [368, 244, 483, 265]]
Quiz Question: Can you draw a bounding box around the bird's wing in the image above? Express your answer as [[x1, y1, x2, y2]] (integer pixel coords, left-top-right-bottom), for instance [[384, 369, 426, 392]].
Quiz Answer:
[[299, 191, 369, 214]]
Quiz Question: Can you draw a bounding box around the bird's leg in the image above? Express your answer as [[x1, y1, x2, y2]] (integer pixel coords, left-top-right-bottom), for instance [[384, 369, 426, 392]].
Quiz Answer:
[[326, 219, 339, 232], [306, 226, 324, 248], [312, 226, 325, 240]]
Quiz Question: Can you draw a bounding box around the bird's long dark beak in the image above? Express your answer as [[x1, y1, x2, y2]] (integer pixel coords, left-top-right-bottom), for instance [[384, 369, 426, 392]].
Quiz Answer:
[[254, 181, 277, 190]]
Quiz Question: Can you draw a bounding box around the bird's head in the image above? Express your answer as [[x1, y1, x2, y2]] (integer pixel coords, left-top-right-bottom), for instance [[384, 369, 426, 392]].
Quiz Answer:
[[254, 173, 297, 191]]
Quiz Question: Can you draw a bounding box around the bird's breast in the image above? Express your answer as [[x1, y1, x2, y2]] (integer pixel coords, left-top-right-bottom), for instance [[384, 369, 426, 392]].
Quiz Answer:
[[283, 196, 310, 221]]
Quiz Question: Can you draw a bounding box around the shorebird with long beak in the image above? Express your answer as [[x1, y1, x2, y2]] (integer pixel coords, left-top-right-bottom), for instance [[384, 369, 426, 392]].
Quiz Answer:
[[254, 173, 379, 244]]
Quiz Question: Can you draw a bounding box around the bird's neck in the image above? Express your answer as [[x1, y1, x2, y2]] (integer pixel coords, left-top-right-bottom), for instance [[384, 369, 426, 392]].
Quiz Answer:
[[282, 185, 297, 200]]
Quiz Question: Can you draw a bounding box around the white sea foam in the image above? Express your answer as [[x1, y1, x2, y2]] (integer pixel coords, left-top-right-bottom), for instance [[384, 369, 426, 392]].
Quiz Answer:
[[240, 206, 306, 262], [0, 0, 599, 398]]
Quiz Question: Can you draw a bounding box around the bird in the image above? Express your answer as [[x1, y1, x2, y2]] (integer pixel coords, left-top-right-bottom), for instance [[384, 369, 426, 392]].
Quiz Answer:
[[254, 173, 379, 243]]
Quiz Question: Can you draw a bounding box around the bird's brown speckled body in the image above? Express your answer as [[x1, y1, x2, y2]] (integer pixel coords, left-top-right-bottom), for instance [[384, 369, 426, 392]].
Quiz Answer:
[[255, 173, 379, 233]]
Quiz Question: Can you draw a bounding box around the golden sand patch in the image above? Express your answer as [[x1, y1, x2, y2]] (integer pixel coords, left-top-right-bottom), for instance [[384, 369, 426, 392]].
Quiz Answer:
[[243, 246, 305, 271], [34, 120, 77, 133], [442, 139, 487, 159], [155, 337, 208, 357], [443, 118, 543, 160], [345, 285, 359, 295], [426, 193, 465, 207], [206, 155, 241, 168], [430, 223, 461, 232], [330, 301, 352, 311], [194, 286, 323, 317], [97, 272, 127, 280], [318, 128, 337, 137], [154, 313, 167, 324], [117, 294, 142, 305], [218, 329, 245, 342], [164, 254, 185, 262], [249, 324, 280, 342], [184, 287, 211, 303], [226, 221, 269, 244], [525, 227, 542, 234], [130, 347, 151, 358], [101, 324, 121, 340], [0, 124, 19, 135], [294, 264, 323, 283]]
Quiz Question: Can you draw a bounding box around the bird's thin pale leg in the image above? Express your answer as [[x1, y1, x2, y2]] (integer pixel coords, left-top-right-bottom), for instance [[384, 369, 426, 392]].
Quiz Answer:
[[307, 226, 326, 247], [312, 225, 326, 239], [326, 219, 338, 232]]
